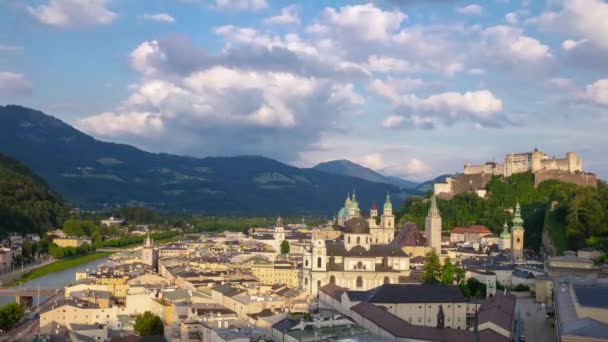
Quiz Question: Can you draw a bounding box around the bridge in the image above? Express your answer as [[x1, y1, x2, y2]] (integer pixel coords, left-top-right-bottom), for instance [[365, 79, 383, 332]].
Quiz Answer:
[[0, 288, 60, 296]]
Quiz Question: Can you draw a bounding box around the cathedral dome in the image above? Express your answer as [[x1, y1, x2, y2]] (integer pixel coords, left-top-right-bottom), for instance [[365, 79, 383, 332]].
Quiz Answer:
[[344, 217, 370, 234]]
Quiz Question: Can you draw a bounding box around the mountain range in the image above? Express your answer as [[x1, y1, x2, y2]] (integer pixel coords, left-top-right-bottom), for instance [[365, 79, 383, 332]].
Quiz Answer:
[[0, 105, 427, 215], [312, 160, 419, 189]]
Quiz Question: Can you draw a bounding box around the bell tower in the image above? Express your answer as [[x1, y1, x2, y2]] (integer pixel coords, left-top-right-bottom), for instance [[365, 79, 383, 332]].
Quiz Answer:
[[425, 193, 442, 254], [512, 202, 525, 261]]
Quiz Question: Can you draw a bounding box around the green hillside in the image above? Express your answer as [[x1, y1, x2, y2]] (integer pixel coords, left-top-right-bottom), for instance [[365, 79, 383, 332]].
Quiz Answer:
[[398, 172, 608, 254], [0, 153, 67, 235]]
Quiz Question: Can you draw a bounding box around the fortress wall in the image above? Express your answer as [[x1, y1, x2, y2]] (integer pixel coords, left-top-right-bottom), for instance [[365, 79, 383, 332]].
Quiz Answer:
[[534, 171, 597, 189], [464, 164, 494, 175]]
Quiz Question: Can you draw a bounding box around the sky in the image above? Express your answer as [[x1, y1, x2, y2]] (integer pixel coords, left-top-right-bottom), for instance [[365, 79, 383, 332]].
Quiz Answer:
[[0, 0, 607, 181]]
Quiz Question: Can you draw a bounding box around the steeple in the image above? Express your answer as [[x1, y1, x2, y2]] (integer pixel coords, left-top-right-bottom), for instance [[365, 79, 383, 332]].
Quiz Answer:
[[144, 234, 152, 248], [351, 189, 357, 204], [427, 193, 440, 217], [276, 216, 284, 228], [512, 202, 524, 228], [383, 192, 392, 210], [500, 221, 511, 239]]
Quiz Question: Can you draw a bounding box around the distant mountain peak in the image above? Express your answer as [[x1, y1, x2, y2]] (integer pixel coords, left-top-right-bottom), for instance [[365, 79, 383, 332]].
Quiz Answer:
[[312, 159, 419, 189]]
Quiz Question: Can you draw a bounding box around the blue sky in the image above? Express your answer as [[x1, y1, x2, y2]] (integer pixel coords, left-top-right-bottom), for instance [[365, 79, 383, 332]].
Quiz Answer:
[[1, 0, 607, 181]]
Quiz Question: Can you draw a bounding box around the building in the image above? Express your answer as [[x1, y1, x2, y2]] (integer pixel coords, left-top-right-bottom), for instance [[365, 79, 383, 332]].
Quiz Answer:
[[464, 149, 582, 177], [547, 253, 603, 278], [511, 202, 525, 261], [425, 194, 442, 254], [449, 225, 492, 244], [251, 260, 300, 288], [302, 193, 412, 296], [554, 278, 608, 342], [142, 234, 158, 272], [53, 237, 92, 248], [466, 270, 497, 297], [101, 216, 125, 227], [389, 222, 431, 258]]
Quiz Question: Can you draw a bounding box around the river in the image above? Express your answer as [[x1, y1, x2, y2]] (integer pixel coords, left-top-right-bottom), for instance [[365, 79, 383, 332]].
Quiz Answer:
[[0, 257, 110, 307]]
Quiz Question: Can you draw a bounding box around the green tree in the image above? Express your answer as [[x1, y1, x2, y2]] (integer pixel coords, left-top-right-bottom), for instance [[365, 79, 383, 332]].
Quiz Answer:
[[440, 257, 455, 285], [280, 240, 290, 254], [134, 311, 164, 336], [62, 219, 98, 237], [0, 302, 25, 331], [422, 250, 442, 284]]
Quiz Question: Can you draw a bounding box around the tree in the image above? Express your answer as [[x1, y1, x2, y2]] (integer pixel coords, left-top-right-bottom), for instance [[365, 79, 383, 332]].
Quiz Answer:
[[0, 303, 25, 331], [440, 257, 455, 285], [280, 240, 290, 254], [134, 311, 164, 336], [422, 250, 441, 284]]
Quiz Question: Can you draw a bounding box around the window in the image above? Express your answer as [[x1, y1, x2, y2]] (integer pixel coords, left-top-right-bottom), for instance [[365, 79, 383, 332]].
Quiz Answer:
[[356, 261, 363, 270], [305, 278, 308, 285], [317, 257, 322, 268], [305, 259, 309, 267], [330, 276, 336, 284], [357, 237, 360, 244], [348, 236, 351, 243], [383, 276, 390, 284], [517, 238, 520, 243], [418, 318, 421, 323], [356, 276, 363, 288], [317, 280, 321, 289]]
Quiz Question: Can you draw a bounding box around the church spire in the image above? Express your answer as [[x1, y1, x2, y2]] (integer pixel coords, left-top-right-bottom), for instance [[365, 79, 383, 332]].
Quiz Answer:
[[144, 233, 152, 248], [428, 193, 440, 217], [512, 201, 524, 228]]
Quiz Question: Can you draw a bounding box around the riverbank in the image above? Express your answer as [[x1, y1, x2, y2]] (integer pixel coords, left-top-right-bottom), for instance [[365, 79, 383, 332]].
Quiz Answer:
[[3, 252, 112, 287]]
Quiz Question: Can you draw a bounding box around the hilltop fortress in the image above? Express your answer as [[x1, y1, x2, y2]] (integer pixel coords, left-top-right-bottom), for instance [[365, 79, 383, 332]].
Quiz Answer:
[[463, 149, 582, 176], [435, 149, 597, 199]]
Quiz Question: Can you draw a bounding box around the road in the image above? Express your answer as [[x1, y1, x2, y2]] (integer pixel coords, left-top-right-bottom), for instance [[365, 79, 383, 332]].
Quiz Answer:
[[0, 259, 54, 285], [0, 292, 62, 342], [516, 296, 556, 342]]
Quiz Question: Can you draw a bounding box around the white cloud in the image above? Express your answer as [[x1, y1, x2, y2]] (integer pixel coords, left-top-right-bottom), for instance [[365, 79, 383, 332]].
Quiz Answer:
[[399, 90, 503, 118], [27, 0, 116, 28], [457, 4, 483, 16], [505, 12, 518, 25], [264, 5, 300, 26], [562, 39, 587, 51], [359, 153, 385, 170], [77, 111, 164, 136], [140, 13, 175, 23], [129, 40, 166, 76], [404, 158, 432, 176], [0, 71, 32, 97], [320, 3, 406, 41], [480, 25, 552, 63], [215, 0, 267, 11], [381, 115, 435, 130], [367, 55, 418, 73], [579, 79, 608, 106], [533, 0, 608, 51], [545, 77, 575, 89]]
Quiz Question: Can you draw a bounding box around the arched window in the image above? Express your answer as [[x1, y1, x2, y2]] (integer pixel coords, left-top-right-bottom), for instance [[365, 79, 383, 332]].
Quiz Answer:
[[517, 238, 520, 243], [317, 257, 322, 268], [348, 236, 351, 244], [330, 275, 336, 284], [356, 276, 363, 288], [317, 280, 321, 289], [382, 257, 388, 267], [384, 276, 390, 284], [357, 236, 360, 244], [305, 278, 308, 285], [305, 259, 309, 267]]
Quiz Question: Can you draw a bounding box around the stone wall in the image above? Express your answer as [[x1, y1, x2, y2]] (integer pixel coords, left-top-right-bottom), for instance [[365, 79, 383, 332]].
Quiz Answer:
[[534, 170, 597, 189]]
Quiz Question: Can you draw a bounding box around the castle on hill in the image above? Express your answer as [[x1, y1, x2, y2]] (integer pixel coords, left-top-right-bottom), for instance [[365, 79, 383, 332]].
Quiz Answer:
[[435, 149, 597, 199]]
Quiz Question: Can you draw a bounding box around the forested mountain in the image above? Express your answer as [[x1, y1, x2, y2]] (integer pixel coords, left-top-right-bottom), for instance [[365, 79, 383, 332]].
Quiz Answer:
[[313, 159, 419, 189], [0, 153, 67, 235], [0, 105, 416, 215], [398, 172, 608, 255]]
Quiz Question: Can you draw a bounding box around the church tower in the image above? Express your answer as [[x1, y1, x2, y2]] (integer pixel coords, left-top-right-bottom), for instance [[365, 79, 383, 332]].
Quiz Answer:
[[370, 201, 378, 219], [499, 222, 511, 250], [425, 193, 442, 254], [274, 216, 285, 253], [380, 193, 395, 244], [512, 202, 525, 261], [142, 234, 158, 272]]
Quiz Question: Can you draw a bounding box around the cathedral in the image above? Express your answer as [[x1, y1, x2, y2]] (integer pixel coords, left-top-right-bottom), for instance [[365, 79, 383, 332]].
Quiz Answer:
[[302, 193, 412, 296]]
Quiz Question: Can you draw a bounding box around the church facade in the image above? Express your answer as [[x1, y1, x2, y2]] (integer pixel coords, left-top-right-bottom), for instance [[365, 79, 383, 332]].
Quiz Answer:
[[302, 193, 412, 296]]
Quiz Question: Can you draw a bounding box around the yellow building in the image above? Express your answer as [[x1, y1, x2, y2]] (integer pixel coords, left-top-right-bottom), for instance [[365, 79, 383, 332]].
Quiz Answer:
[[53, 237, 92, 248], [251, 261, 300, 288]]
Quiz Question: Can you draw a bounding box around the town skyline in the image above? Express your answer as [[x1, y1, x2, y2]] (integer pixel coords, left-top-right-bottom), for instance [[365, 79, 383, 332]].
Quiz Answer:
[[1, 0, 607, 181]]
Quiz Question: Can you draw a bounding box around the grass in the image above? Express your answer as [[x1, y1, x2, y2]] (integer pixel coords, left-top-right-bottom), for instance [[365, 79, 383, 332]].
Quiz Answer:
[[3, 252, 112, 287]]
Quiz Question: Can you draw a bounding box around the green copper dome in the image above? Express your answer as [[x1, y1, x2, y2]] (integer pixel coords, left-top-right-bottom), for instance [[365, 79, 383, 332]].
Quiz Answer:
[[384, 192, 392, 209], [500, 222, 511, 239], [512, 202, 524, 227]]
